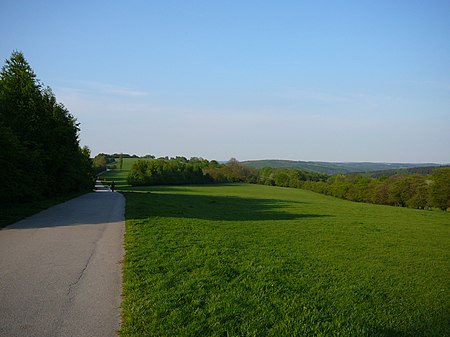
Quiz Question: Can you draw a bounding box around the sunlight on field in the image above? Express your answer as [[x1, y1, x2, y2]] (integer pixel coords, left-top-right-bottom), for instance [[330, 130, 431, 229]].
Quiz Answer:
[[120, 184, 450, 337]]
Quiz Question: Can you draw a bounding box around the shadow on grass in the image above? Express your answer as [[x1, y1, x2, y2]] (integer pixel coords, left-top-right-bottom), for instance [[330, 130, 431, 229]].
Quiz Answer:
[[119, 184, 248, 193], [98, 169, 130, 188], [124, 191, 329, 222]]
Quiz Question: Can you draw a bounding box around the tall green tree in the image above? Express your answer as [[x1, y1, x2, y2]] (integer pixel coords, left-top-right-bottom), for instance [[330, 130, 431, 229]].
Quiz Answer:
[[0, 51, 94, 204], [0, 51, 46, 200]]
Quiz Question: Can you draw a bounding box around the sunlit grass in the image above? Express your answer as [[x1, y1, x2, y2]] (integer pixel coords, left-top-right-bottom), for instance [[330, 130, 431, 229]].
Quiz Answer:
[[120, 184, 450, 336], [100, 157, 152, 188]]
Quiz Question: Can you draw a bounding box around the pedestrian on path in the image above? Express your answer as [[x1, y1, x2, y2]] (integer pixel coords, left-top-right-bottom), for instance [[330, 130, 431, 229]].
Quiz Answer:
[[111, 181, 115, 192]]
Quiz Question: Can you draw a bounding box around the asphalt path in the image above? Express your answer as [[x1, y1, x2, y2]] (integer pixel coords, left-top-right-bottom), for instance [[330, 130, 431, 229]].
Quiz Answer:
[[0, 181, 125, 337]]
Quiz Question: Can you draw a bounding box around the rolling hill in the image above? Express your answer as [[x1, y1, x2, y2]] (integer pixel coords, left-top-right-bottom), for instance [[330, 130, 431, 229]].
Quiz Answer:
[[241, 159, 441, 175]]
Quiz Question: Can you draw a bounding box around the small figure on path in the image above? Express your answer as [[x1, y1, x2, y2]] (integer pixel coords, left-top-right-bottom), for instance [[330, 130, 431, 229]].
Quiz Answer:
[[111, 181, 115, 192], [107, 183, 111, 192]]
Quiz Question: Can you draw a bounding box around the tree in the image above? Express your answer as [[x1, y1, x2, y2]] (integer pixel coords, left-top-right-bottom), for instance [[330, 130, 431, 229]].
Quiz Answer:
[[93, 154, 107, 173], [429, 168, 450, 210], [0, 51, 43, 140], [119, 153, 124, 170], [0, 51, 94, 203], [223, 158, 257, 183]]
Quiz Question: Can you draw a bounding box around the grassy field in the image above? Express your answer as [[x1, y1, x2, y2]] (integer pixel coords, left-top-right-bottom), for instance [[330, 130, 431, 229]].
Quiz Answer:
[[100, 157, 145, 188], [118, 184, 450, 337], [99, 169, 129, 188], [117, 157, 147, 171]]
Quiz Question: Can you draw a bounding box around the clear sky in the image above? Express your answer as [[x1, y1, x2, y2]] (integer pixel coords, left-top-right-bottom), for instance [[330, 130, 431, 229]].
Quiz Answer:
[[1, 0, 449, 163]]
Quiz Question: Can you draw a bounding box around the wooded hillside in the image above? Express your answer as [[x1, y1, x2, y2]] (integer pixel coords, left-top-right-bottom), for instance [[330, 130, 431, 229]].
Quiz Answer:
[[242, 159, 441, 175]]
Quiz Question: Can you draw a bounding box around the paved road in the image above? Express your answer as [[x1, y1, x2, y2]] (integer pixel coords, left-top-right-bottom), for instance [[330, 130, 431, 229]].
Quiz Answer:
[[0, 182, 125, 337]]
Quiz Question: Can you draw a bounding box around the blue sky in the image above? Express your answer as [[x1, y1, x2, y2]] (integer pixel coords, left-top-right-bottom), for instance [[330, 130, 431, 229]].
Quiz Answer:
[[1, 1, 449, 163]]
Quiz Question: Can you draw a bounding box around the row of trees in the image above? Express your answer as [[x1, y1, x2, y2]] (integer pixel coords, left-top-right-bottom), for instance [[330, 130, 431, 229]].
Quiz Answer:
[[257, 167, 329, 187], [128, 158, 216, 186], [298, 169, 450, 210], [0, 51, 94, 204], [254, 166, 449, 210], [127, 158, 257, 186]]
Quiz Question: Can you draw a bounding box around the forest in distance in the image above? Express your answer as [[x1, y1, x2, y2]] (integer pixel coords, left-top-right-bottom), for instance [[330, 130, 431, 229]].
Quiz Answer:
[[241, 159, 443, 175], [94, 153, 450, 211]]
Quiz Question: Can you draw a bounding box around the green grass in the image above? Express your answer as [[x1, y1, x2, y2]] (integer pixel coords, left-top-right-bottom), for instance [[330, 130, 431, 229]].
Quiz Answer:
[[100, 157, 152, 188], [119, 184, 450, 337], [99, 169, 130, 188], [118, 157, 148, 171]]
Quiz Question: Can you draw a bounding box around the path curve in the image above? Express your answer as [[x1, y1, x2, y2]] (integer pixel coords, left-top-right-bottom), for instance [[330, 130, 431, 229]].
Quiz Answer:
[[0, 181, 124, 337]]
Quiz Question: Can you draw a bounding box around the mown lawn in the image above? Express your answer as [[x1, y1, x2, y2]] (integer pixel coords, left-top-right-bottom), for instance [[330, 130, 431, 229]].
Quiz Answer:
[[119, 184, 450, 337], [99, 157, 150, 188], [99, 169, 130, 188]]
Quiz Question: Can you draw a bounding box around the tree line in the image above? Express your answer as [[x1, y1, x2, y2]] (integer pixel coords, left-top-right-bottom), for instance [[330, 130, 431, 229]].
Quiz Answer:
[[128, 158, 215, 186], [260, 166, 450, 210], [127, 157, 257, 186], [260, 167, 449, 210], [300, 169, 450, 210], [0, 51, 94, 204], [127, 157, 450, 210]]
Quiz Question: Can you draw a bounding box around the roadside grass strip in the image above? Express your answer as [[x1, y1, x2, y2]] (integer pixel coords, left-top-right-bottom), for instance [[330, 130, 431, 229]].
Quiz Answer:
[[120, 184, 450, 337]]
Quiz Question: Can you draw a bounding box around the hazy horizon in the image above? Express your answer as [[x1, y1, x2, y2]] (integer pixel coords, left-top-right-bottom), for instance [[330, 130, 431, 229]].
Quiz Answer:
[[109, 154, 448, 165], [2, 1, 449, 163]]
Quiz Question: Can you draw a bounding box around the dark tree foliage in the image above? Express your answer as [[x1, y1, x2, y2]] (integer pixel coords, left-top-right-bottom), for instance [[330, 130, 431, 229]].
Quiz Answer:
[[112, 153, 141, 158], [298, 170, 450, 210], [194, 158, 257, 184], [0, 51, 94, 204], [212, 163, 448, 211], [128, 158, 257, 186], [429, 168, 450, 210], [367, 165, 449, 178], [257, 167, 329, 187], [127, 158, 214, 186]]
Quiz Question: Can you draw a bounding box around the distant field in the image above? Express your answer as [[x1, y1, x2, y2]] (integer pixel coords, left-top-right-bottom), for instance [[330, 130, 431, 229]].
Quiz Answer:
[[118, 157, 147, 171], [100, 157, 150, 188], [119, 184, 450, 336]]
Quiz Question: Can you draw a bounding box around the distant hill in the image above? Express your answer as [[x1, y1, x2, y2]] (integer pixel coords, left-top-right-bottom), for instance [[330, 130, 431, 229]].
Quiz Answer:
[[241, 160, 442, 175], [361, 165, 450, 178]]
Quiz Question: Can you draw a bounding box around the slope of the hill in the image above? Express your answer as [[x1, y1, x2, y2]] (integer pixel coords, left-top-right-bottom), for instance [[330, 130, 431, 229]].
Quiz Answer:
[[241, 160, 440, 175]]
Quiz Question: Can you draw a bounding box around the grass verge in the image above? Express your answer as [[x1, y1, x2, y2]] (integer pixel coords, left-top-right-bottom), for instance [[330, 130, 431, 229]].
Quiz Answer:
[[120, 184, 450, 336]]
